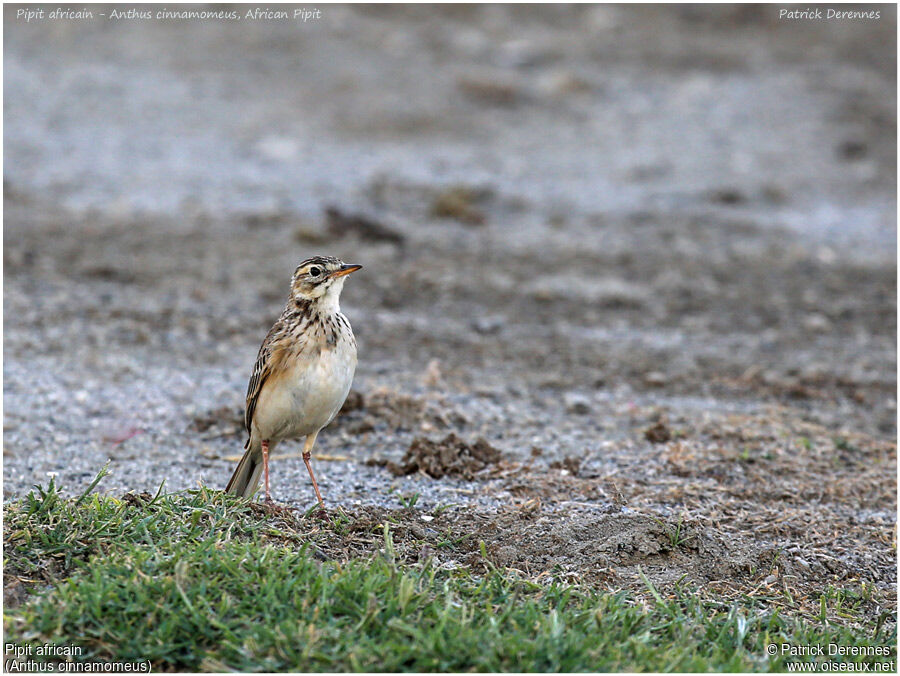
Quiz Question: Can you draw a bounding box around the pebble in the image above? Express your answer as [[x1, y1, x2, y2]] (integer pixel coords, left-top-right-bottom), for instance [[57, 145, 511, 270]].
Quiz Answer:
[[802, 313, 833, 333], [536, 70, 591, 98], [472, 316, 505, 335], [644, 372, 668, 387], [564, 393, 592, 415]]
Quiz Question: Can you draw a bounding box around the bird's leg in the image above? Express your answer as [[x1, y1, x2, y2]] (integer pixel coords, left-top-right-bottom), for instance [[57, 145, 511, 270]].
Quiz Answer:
[[262, 439, 272, 503], [302, 433, 326, 513], [259, 440, 293, 517]]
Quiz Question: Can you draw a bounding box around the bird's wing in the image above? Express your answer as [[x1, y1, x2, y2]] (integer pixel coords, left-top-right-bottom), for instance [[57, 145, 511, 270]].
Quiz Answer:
[[244, 320, 285, 434]]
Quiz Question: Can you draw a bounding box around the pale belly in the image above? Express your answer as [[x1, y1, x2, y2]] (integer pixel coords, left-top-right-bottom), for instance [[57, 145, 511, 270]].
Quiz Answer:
[[252, 343, 357, 442]]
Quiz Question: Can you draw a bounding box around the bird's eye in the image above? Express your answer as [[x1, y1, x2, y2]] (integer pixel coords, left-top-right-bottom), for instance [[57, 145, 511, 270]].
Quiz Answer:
[[309, 267, 321, 277]]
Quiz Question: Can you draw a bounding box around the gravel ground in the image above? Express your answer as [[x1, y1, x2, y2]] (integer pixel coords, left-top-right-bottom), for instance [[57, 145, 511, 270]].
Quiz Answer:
[[4, 5, 896, 619]]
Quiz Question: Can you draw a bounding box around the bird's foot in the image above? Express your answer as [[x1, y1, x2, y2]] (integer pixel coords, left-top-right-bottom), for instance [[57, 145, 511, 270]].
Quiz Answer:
[[303, 503, 329, 521], [260, 497, 294, 517]]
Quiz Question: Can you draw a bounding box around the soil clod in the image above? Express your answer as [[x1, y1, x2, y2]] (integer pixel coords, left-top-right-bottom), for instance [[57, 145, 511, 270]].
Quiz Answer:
[[324, 206, 405, 245], [549, 455, 582, 475], [383, 433, 502, 479], [645, 420, 673, 444], [430, 185, 489, 225], [189, 406, 244, 436]]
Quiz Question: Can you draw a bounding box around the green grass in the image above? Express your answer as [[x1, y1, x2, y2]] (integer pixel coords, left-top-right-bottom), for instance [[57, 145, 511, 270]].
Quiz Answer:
[[3, 471, 896, 672]]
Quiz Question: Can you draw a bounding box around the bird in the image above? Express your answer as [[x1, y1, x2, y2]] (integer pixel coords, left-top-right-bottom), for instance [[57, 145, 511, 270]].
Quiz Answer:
[[225, 255, 361, 510]]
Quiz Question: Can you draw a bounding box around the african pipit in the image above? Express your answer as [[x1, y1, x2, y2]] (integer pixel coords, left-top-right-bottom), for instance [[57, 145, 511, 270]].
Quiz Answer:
[[225, 256, 361, 509]]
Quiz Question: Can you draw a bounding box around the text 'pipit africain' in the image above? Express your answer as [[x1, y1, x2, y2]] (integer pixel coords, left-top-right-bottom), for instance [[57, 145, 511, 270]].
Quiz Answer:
[[225, 256, 361, 510]]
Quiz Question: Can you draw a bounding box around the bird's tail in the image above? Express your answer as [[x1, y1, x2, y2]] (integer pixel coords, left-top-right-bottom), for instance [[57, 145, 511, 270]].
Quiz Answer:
[[225, 438, 264, 498]]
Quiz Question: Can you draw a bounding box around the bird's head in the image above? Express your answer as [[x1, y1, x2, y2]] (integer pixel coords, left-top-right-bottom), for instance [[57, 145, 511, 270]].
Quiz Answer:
[[290, 255, 362, 310]]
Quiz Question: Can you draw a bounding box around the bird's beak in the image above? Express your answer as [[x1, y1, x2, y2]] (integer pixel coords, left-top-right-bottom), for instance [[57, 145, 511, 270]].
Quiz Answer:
[[330, 264, 362, 279]]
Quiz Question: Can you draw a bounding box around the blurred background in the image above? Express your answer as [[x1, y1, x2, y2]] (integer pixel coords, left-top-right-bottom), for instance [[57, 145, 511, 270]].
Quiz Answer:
[[4, 5, 896, 505]]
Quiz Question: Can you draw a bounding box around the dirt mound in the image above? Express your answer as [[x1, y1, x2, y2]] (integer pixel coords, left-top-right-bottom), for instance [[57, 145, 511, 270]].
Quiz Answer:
[[381, 433, 501, 479], [271, 504, 775, 610], [465, 510, 769, 591]]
